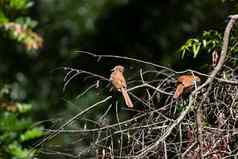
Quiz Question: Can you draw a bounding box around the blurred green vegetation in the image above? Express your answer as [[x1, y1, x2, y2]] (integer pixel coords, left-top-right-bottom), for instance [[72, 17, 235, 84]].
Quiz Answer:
[[0, 0, 238, 158], [0, 0, 44, 158], [0, 84, 44, 159]]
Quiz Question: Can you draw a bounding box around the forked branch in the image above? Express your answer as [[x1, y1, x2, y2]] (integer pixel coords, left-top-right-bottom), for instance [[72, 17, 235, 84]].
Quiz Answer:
[[135, 14, 238, 158]]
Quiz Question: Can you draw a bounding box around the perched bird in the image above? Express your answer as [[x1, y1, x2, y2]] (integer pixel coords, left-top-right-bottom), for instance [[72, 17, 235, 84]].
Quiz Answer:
[[174, 74, 201, 99], [110, 65, 133, 108]]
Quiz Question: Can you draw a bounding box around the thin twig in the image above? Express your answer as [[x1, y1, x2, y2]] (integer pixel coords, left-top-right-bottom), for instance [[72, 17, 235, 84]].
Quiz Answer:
[[135, 14, 238, 158], [74, 50, 176, 73], [28, 96, 112, 158]]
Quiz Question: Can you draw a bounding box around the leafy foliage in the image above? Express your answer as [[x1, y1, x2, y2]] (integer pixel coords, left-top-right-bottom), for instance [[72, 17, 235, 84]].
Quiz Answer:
[[0, 0, 42, 52], [178, 31, 222, 58], [0, 1, 44, 158], [0, 85, 44, 159]]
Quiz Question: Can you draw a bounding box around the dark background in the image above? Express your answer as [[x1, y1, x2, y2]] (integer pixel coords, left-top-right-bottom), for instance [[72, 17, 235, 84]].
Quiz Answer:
[[0, 0, 230, 130], [0, 0, 236, 157]]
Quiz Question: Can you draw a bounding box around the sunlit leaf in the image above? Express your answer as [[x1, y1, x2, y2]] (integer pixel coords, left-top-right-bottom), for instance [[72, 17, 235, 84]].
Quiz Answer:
[[16, 103, 32, 113], [9, 0, 32, 10], [20, 128, 44, 142], [202, 40, 207, 47], [193, 43, 201, 58], [8, 143, 30, 158]]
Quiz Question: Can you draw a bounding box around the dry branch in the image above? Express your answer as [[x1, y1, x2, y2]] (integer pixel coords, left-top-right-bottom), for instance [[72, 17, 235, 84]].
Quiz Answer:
[[135, 14, 238, 158], [37, 14, 238, 159]]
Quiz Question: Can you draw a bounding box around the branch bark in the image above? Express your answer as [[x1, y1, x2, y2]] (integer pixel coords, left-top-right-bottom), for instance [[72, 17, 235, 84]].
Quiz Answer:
[[196, 106, 203, 159], [135, 14, 238, 158]]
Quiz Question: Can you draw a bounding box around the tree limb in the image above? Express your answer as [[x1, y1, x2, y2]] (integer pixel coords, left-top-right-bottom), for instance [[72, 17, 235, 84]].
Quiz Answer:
[[135, 14, 238, 158]]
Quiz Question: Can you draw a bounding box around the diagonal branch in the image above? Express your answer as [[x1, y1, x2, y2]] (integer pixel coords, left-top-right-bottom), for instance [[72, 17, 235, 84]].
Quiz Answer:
[[195, 15, 238, 92], [135, 14, 238, 158], [28, 96, 112, 158]]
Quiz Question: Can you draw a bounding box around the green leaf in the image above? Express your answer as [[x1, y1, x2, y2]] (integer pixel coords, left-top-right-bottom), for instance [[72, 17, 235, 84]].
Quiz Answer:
[[175, 104, 185, 113], [16, 17, 38, 28], [0, 113, 32, 131], [9, 0, 30, 10], [181, 49, 186, 59], [20, 128, 44, 142], [0, 113, 18, 131], [0, 11, 8, 24], [16, 103, 32, 113], [8, 143, 31, 158], [202, 40, 207, 47], [192, 43, 201, 58]]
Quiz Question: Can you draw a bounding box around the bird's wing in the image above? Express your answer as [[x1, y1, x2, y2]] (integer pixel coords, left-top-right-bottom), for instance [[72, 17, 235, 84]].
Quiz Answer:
[[109, 71, 115, 81], [120, 74, 127, 88], [178, 75, 195, 88]]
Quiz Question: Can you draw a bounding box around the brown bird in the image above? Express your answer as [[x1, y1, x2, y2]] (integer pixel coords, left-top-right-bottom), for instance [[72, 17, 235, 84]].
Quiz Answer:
[[174, 75, 201, 99], [110, 65, 133, 108]]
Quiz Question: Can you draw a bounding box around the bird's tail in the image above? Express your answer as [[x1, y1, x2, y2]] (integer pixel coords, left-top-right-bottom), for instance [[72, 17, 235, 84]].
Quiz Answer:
[[121, 88, 133, 108], [174, 84, 184, 99]]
